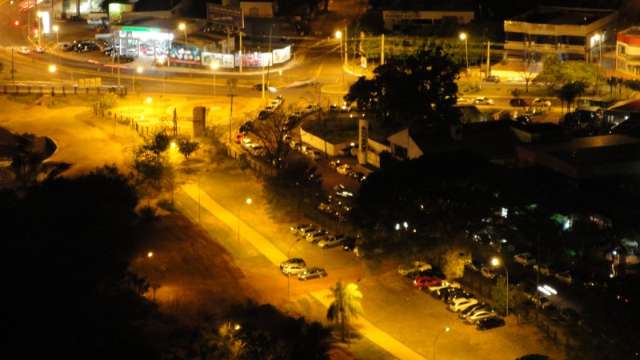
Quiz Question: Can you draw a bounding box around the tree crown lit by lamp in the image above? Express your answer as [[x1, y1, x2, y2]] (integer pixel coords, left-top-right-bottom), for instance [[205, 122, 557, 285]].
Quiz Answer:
[[459, 32, 467, 41]]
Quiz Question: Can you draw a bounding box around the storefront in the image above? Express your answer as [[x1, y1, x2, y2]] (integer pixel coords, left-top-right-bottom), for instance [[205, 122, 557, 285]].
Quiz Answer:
[[113, 26, 174, 60]]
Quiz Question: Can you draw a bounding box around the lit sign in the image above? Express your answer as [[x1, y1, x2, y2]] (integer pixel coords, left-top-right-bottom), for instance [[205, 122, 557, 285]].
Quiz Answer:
[[36, 11, 50, 34]]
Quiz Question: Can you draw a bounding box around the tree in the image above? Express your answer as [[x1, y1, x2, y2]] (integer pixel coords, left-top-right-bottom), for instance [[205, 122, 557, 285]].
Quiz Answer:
[[248, 110, 290, 168], [520, 54, 536, 93], [441, 248, 470, 279], [146, 131, 170, 154], [491, 276, 515, 316], [133, 147, 173, 204], [559, 81, 586, 113], [534, 56, 599, 92], [263, 157, 321, 215], [177, 137, 199, 159], [327, 281, 363, 341], [344, 47, 461, 132]]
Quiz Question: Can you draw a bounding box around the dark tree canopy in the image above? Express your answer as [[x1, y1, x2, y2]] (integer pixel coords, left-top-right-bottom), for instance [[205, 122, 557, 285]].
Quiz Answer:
[[344, 47, 461, 132]]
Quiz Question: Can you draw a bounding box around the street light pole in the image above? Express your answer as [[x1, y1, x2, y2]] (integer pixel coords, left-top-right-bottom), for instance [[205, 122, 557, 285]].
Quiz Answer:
[[133, 66, 143, 92], [52, 25, 59, 45], [432, 326, 450, 360], [210, 62, 219, 97], [459, 32, 469, 73]]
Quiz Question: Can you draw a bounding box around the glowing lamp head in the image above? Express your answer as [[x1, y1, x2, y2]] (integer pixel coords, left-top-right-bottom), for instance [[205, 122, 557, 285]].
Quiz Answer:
[[178, 22, 186, 31], [459, 32, 467, 41], [210, 62, 219, 70], [52, 24, 59, 32], [47, 64, 57, 73], [136, 66, 143, 74], [491, 257, 500, 267], [335, 30, 343, 39]]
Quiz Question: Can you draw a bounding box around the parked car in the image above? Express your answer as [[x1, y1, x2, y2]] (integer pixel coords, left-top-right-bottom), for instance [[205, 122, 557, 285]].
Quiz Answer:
[[510, 98, 529, 107], [533, 263, 553, 276], [514, 253, 536, 266], [34, 46, 45, 54], [481, 266, 498, 279], [398, 260, 431, 276], [280, 258, 305, 271], [298, 267, 327, 280], [306, 149, 322, 161], [342, 237, 357, 252], [282, 263, 306, 276], [336, 164, 352, 175], [473, 96, 494, 105], [17, 46, 31, 55], [290, 224, 314, 235], [449, 298, 479, 312], [476, 316, 505, 330], [459, 303, 489, 319], [465, 310, 497, 324], [318, 234, 346, 248], [485, 75, 500, 83], [427, 280, 460, 293], [303, 103, 320, 114], [445, 291, 475, 305], [555, 270, 573, 284], [305, 229, 329, 243], [532, 98, 552, 107], [413, 276, 441, 289]]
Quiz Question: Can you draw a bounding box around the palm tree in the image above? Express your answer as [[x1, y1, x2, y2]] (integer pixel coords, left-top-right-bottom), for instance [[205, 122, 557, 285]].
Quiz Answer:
[[326, 281, 363, 341]]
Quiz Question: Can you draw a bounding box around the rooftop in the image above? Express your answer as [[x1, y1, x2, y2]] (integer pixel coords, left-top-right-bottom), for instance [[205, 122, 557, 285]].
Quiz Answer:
[[383, 0, 474, 12], [511, 6, 616, 26], [526, 134, 640, 166], [620, 26, 640, 37]]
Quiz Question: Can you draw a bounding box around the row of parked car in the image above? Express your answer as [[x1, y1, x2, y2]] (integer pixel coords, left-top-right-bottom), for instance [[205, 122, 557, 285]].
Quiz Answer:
[[290, 224, 356, 250], [397, 261, 506, 330]]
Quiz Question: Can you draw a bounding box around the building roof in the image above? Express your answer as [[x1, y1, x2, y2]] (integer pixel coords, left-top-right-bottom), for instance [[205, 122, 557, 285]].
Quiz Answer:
[[511, 6, 616, 25], [382, 0, 474, 12]]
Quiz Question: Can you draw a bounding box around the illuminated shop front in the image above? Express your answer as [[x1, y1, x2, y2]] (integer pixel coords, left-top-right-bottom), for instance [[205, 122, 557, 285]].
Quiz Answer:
[[113, 26, 174, 60]]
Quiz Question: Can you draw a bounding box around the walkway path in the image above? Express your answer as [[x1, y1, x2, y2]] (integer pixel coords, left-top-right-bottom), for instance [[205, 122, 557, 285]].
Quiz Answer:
[[181, 182, 426, 360]]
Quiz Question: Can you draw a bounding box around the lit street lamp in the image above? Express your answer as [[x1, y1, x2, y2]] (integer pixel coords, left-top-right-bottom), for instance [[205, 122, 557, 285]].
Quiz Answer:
[[48, 64, 57, 73], [432, 326, 450, 360], [335, 29, 345, 85], [459, 32, 469, 72], [147, 251, 154, 258], [491, 257, 509, 316], [210, 61, 219, 96], [178, 22, 187, 46], [52, 24, 59, 45]]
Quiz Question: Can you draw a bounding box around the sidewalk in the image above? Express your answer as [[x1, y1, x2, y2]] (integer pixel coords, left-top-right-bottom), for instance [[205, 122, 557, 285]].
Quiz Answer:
[[180, 182, 426, 360]]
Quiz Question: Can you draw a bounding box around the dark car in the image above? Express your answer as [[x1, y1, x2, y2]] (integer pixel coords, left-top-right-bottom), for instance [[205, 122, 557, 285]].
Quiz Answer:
[[280, 257, 305, 270], [476, 316, 505, 330], [342, 236, 357, 252], [253, 83, 266, 91], [510, 98, 529, 107], [258, 110, 273, 120]]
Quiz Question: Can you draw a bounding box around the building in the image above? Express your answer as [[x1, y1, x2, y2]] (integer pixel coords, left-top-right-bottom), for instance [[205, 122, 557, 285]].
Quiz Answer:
[[516, 134, 640, 178], [616, 26, 640, 77], [504, 6, 617, 61], [382, 1, 474, 31], [240, 0, 275, 18]]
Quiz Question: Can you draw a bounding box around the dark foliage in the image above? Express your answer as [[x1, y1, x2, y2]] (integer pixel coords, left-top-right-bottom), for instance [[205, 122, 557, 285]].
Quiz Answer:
[[3, 166, 162, 360]]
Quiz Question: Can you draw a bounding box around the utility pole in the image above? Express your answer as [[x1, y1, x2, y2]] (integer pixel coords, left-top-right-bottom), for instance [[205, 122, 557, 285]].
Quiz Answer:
[[486, 40, 491, 77], [265, 25, 273, 94], [344, 25, 348, 66], [380, 34, 385, 65], [227, 79, 237, 144], [238, 9, 244, 73], [11, 48, 15, 82]]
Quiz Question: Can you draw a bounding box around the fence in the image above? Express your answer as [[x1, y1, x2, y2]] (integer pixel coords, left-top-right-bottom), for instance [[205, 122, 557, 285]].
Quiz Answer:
[[0, 84, 127, 96]]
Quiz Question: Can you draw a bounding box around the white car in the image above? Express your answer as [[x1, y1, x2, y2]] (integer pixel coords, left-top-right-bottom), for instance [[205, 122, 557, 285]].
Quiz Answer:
[[449, 298, 479, 312], [336, 164, 352, 175], [514, 253, 536, 266], [532, 98, 552, 107], [318, 234, 346, 248], [465, 310, 496, 324], [17, 46, 31, 55], [473, 96, 494, 105], [281, 263, 306, 276], [428, 280, 460, 292], [306, 229, 329, 243], [533, 263, 553, 276], [397, 261, 432, 276]]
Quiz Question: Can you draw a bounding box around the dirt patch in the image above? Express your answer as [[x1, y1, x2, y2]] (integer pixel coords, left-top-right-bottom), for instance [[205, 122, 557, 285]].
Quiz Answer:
[[131, 214, 258, 324]]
